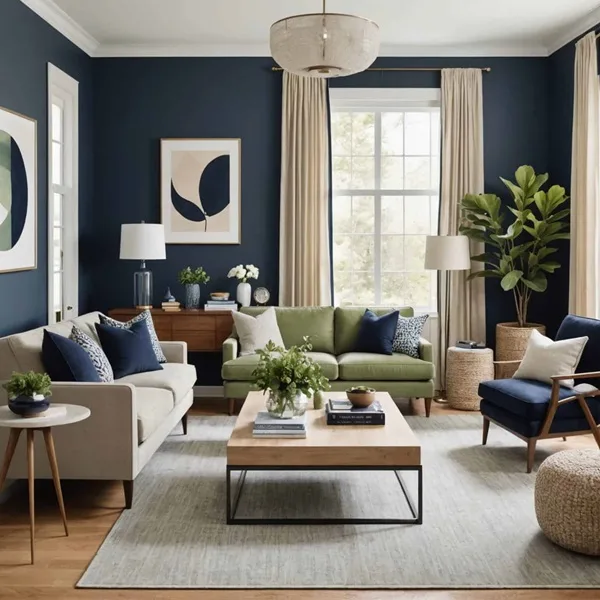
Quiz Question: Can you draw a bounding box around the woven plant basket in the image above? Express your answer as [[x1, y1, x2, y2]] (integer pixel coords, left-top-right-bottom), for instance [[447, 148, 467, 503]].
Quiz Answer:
[[495, 322, 545, 362]]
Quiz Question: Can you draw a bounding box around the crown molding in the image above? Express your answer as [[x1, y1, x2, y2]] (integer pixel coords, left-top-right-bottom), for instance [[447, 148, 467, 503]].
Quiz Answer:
[[546, 5, 600, 55], [94, 41, 548, 59], [19, 0, 99, 56]]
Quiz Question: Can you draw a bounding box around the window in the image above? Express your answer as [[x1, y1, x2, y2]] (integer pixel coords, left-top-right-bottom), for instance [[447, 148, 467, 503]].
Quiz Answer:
[[330, 89, 441, 312], [48, 64, 78, 324]]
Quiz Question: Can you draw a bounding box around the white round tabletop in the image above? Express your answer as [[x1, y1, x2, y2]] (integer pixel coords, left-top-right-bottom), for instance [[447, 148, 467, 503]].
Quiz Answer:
[[0, 403, 91, 428]]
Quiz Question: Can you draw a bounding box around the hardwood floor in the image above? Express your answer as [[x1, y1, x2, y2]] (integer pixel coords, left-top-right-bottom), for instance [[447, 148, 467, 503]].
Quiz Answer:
[[0, 398, 596, 600]]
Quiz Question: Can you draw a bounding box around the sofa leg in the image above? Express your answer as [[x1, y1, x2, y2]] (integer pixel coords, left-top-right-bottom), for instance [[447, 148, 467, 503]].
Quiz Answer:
[[482, 417, 490, 445], [424, 398, 432, 418], [526, 439, 537, 474], [563, 436, 567, 442], [181, 410, 188, 435], [228, 398, 235, 416], [123, 480, 133, 509]]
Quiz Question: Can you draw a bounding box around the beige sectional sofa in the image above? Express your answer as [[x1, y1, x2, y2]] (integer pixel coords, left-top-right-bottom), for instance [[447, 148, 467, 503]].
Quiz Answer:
[[0, 312, 196, 507]]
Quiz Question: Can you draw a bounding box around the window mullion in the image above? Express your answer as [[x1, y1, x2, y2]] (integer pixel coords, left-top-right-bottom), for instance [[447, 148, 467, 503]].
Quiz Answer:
[[374, 111, 382, 305]]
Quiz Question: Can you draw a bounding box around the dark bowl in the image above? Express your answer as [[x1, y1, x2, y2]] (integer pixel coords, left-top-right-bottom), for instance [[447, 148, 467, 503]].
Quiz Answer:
[[8, 396, 50, 418]]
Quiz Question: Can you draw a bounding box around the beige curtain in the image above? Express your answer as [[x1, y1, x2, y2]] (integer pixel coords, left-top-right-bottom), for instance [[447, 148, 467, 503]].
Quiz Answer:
[[439, 68, 486, 388], [569, 31, 600, 317], [278, 72, 331, 306]]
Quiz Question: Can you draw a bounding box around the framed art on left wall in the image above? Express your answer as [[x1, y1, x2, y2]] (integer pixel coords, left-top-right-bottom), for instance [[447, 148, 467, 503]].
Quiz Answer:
[[0, 106, 37, 273], [161, 138, 241, 244]]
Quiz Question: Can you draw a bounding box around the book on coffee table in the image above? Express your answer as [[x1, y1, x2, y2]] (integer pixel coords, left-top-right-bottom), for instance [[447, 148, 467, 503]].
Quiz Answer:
[[326, 399, 385, 426], [252, 411, 307, 438]]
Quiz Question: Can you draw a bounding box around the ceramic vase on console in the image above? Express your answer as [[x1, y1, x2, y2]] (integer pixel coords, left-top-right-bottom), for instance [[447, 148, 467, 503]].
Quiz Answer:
[[266, 391, 308, 419], [237, 282, 251, 307], [185, 283, 201, 310]]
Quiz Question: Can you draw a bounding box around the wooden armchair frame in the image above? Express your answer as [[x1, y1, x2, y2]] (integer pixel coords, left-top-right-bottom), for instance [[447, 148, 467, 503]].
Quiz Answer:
[[484, 366, 600, 473]]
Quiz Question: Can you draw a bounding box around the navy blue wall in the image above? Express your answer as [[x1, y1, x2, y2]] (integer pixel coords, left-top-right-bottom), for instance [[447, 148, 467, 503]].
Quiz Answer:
[[0, 0, 93, 337], [90, 56, 551, 351]]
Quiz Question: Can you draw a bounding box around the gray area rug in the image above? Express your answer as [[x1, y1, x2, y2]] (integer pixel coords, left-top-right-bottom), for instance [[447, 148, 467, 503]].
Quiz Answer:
[[78, 414, 600, 589]]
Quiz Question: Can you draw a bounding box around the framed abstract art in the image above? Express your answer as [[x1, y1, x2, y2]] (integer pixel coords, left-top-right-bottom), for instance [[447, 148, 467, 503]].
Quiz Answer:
[[160, 138, 241, 244], [0, 106, 37, 273]]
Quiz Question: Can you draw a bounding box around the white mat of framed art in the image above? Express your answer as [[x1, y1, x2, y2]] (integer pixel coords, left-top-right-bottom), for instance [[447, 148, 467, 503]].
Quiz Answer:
[[160, 138, 240, 245]]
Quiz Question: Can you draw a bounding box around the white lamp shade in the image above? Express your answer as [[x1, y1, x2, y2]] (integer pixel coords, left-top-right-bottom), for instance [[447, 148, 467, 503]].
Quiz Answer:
[[424, 235, 471, 271], [120, 223, 166, 260]]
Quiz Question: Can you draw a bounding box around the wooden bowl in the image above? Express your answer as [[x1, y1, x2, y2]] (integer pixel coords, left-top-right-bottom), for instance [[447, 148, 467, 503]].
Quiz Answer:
[[345, 389, 376, 408], [210, 292, 230, 301]]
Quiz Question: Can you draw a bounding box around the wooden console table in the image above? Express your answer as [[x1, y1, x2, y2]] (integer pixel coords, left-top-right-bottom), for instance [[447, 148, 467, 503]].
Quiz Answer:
[[108, 308, 234, 352]]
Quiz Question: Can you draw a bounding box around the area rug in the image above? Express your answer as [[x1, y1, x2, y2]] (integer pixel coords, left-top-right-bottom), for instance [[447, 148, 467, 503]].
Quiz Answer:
[[78, 414, 600, 589]]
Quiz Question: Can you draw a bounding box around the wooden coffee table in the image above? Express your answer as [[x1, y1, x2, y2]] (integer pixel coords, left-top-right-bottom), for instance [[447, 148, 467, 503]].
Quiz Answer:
[[226, 391, 422, 525]]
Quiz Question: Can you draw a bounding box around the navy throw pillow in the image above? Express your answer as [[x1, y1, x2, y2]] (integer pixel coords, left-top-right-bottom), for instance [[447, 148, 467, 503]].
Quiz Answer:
[[42, 329, 102, 382], [556, 314, 600, 386], [95, 319, 163, 379], [355, 309, 400, 355]]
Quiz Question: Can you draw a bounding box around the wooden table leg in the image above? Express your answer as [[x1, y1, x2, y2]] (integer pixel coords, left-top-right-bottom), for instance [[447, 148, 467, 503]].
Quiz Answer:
[[0, 428, 22, 492], [42, 428, 68, 536], [27, 429, 35, 565]]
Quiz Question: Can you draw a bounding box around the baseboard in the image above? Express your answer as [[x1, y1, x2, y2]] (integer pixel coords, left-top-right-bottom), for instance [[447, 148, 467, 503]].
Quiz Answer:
[[193, 385, 224, 398]]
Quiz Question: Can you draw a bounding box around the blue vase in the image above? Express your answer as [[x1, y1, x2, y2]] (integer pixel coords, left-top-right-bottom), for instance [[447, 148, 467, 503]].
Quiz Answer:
[[185, 284, 201, 310], [8, 395, 50, 418]]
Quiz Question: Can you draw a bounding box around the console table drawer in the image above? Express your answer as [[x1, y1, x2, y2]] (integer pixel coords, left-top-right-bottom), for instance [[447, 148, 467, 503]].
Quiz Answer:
[[173, 316, 216, 332], [178, 332, 216, 352]]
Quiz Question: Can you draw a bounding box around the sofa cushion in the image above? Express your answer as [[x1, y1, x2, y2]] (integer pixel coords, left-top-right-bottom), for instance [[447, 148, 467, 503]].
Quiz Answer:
[[556, 314, 600, 386], [337, 352, 434, 381], [118, 363, 197, 404], [222, 351, 339, 381], [42, 330, 102, 382], [355, 309, 399, 355], [238, 307, 335, 354], [136, 387, 174, 443], [334, 307, 414, 355], [232, 308, 285, 356], [478, 378, 600, 422]]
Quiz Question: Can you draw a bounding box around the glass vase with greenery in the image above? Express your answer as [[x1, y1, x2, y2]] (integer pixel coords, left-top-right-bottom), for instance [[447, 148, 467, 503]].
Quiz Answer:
[[252, 339, 330, 418], [3, 371, 52, 400], [178, 266, 210, 310], [459, 165, 569, 327]]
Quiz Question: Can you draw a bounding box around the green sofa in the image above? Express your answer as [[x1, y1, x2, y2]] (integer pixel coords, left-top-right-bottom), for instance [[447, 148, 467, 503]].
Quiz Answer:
[[221, 306, 435, 416]]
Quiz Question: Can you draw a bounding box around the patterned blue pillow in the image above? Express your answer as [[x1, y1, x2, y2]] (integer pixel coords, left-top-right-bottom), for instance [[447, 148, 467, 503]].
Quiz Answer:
[[70, 326, 114, 382], [99, 310, 167, 363], [392, 314, 429, 358]]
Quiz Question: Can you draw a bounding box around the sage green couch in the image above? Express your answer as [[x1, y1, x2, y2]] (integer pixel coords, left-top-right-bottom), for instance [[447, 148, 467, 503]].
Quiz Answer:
[[221, 306, 435, 416]]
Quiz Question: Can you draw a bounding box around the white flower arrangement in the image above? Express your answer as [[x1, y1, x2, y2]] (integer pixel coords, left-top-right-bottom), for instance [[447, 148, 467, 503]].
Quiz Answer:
[[227, 264, 259, 283]]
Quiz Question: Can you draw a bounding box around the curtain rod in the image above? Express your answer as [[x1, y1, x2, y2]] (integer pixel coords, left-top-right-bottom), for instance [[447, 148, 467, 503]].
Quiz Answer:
[[270, 66, 492, 72]]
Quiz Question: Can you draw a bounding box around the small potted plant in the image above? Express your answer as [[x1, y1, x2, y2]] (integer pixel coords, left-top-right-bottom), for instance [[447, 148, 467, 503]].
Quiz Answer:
[[346, 386, 376, 408], [3, 371, 52, 417], [178, 266, 210, 310], [227, 264, 259, 307], [252, 339, 329, 418]]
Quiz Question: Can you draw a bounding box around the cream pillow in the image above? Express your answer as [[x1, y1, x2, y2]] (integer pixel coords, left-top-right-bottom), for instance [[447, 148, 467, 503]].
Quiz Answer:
[[513, 329, 589, 388], [232, 308, 285, 356]]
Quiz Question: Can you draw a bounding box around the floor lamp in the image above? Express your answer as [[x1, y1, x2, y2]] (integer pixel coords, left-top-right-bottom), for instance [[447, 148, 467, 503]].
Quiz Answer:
[[424, 235, 472, 400]]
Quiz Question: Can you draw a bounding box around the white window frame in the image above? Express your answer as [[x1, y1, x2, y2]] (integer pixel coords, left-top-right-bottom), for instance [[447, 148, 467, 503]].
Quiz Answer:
[[329, 87, 441, 313], [48, 64, 79, 324]]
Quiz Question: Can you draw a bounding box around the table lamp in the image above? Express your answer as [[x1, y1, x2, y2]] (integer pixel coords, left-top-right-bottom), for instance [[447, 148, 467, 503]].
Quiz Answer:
[[120, 223, 166, 310]]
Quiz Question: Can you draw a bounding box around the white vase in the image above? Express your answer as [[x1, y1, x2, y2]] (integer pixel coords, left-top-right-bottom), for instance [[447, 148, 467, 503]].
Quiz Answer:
[[237, 281, 251, 307]]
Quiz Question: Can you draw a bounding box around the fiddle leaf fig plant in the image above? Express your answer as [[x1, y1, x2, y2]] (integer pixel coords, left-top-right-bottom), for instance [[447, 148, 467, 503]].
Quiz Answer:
[[459, 165, 569, 327]]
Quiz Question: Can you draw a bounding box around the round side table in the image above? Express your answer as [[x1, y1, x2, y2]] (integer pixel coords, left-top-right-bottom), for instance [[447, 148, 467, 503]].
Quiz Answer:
[[0, 403, 90, 564], [446, 347, 494, 411]]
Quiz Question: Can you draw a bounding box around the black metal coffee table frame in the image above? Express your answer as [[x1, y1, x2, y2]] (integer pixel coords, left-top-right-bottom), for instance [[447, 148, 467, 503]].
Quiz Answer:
[[226, 464, 423, 525]]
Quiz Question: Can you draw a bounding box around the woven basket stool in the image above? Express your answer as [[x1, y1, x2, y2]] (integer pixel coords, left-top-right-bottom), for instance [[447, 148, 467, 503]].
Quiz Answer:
[[535, 449, 600, 555], [446, 347, 494, 410]]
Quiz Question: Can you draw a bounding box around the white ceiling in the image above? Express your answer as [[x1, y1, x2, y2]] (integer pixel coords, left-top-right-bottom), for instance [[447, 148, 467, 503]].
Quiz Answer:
[[20, 0, 600, 57]]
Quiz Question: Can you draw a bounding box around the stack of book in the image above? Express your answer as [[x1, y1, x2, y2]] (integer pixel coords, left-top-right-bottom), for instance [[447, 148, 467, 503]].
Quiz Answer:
[[325, 398, 385, 426], [162, 301, 181, 312], [204, 300, 238, 312], [252, 411, 307, 438]]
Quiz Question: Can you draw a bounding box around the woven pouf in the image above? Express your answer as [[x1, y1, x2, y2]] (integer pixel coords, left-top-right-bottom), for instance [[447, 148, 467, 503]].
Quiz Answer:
[[535, 449, 600, 555], [446, 347, 494, 410]]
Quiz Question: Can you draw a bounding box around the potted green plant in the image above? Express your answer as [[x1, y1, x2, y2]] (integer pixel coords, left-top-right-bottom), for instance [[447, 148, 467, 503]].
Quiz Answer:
[[178, 266, 210, 310], [3, 371, 52, 417], [252, 339, 330, 418], [459, 165, 570, 360]]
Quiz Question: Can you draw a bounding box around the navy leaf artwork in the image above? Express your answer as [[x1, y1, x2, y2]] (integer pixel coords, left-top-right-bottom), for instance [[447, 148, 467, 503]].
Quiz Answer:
[[0, 130, 28, 251]]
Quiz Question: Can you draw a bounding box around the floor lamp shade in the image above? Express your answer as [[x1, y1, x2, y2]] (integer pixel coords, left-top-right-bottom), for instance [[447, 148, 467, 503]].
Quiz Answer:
[[120, 224, 166, 309], [425, 235, 471, 271]]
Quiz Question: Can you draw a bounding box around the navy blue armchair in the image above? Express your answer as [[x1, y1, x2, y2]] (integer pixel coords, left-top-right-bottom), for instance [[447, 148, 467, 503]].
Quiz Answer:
[[478, 315, 600, 472]]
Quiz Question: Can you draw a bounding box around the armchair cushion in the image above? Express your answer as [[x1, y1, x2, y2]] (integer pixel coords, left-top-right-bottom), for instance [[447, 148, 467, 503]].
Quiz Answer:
[[478, 378, 600, 421], [556, 314, 600, 386]]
